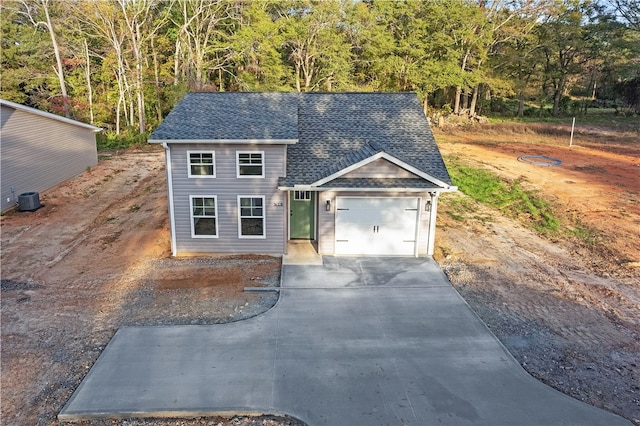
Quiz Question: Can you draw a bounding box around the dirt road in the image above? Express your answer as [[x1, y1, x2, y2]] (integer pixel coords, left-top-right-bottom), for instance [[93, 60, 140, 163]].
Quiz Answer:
[[1, 123, 639, 425]]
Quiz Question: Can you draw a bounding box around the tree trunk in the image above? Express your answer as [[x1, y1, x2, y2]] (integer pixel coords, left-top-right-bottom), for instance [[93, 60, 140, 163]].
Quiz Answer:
[[83, 39, 94, 124], [295, 63, 302, 92], [454, 48, 471, 115], [470, 85, 479, 116], [517, 88, 525, 117], [119, 1, 145, 133], [454, 86, 462, 114], [552, 83, 562, 116], [42, 0, 70, 118], [174, 37, 181, 86], [151, 36, 162, 123]]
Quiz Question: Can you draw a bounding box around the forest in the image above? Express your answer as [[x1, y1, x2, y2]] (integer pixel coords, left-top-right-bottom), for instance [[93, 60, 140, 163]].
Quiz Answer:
[[1, 0, 639, 144]]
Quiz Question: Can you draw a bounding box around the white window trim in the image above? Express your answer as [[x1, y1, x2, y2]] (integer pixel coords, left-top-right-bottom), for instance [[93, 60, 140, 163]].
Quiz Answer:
[[237, 195, 266, 239], [189, 195, 219, 238], [294, 190, 312, 201], [236, 151, 265, 178], [187, 150, 216, 178]]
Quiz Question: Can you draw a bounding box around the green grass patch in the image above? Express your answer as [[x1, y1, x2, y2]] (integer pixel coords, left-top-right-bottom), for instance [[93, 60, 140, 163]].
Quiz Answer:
[[445, 157, 560, 234], [97, 130, 150, 151], [570, 222, 601, 245], [486, 109, 639, 132]]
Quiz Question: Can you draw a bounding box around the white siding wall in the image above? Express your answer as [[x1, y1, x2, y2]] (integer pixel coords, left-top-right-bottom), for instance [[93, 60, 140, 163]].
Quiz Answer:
[[169, 143, 287, 254], [1, 105, 98, 211], [318, 191, 433, 256]]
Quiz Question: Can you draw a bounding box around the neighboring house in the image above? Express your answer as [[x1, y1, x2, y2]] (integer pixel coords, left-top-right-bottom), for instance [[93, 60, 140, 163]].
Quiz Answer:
[[149, 92, 456, 257], [1, 99, 101, 212]]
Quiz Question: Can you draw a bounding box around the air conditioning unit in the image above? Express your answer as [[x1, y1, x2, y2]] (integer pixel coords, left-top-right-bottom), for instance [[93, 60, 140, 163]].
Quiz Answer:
[[18, 192, 41, 211]]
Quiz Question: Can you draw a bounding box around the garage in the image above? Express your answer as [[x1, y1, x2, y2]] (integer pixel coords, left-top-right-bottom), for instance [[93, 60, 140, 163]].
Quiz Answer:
[[334, 197, 420, 256]]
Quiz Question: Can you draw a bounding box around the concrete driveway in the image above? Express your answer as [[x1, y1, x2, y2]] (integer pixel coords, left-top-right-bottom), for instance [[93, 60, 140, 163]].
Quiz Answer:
[[60, 257, 631, 425]]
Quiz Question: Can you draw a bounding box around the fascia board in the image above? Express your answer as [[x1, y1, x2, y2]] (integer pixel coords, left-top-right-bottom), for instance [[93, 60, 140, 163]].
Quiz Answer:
[[147, 138, 298, 145], [277, 186, 458, 193]]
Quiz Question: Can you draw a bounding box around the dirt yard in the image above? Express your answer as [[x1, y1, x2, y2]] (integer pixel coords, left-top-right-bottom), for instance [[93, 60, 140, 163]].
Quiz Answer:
[[434, 122, 640, 425], [1, 120, 638, 425]]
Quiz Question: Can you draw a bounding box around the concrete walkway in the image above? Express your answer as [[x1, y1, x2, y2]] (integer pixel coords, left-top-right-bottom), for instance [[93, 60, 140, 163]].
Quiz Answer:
[[60, 258, 631, 425]]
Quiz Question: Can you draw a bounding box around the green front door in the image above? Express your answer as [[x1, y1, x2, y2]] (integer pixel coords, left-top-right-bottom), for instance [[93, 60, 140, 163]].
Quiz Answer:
[[290, 191, 315, 239]]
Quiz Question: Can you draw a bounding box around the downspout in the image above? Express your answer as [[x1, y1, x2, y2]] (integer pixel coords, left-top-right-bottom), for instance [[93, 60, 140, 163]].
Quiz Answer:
[[427, 192, 439, 256], [162, 142, 177, 256]]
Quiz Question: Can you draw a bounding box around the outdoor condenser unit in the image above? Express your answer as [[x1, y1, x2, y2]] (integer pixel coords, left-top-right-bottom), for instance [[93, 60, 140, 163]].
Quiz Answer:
[[18, 192, 41, 211]]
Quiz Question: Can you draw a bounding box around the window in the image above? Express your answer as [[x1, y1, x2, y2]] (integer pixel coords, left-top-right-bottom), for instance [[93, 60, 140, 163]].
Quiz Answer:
[[190, 196, 218, 238], [294, 191, 312, 201], [238, 196, 265, 238], [188, 151, 215, 177], [237, 151, 264, 177]]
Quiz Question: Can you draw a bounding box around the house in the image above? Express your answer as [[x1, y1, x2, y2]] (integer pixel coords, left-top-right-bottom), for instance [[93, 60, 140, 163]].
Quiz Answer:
[[0, 99, 101, 212], [149, 92, 456, 257]]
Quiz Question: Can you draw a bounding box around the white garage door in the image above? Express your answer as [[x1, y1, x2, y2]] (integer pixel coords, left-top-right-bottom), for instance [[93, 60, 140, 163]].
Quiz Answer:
[[335, 197, 419, 256]]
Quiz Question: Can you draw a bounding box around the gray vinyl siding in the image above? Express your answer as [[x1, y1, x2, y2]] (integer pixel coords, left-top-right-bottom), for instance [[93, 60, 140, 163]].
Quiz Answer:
[[317, 191, 432, 256], [1, 105, 98, 212], [342, 158, 417, 179], [169, 143, 287, 254]]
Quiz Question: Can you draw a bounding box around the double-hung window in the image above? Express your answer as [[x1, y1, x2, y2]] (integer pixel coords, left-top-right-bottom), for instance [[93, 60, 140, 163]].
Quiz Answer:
[[237, 151, 264, 177], [190, 196, 218, 238], [188, 151, 215, 178], [238, 196, 265, 238]]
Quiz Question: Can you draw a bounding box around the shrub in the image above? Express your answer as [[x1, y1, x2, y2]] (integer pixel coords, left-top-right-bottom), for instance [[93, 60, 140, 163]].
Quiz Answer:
[[97, 130, 150, 151]]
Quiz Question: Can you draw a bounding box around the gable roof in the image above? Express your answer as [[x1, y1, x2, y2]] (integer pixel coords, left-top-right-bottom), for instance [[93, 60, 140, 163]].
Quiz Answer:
[[280, 92, 452, 188], [0, 99, 101, 132], [149, 92, 298, 143], [150, 92, 453, 190]]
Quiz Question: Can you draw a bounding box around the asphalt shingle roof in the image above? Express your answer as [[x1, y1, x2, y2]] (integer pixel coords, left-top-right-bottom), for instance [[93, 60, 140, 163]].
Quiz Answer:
[[150, 92, 298, 140], [281, 92, 452, 187], [151, 92, 452, 188]]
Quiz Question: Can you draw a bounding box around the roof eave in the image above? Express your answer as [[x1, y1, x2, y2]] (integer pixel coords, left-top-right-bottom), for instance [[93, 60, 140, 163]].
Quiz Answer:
[[0, 99, 102, 132], [278, 185, 457, 192], [148, 138, 298, 145]]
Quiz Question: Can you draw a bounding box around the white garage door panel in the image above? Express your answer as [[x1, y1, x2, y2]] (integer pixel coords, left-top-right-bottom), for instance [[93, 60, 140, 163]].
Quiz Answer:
[[335, 197, 419, 256]]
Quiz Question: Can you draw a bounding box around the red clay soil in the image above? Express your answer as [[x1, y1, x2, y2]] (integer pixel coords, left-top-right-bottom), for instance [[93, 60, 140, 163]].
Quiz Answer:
[[434, 123, 639, 424]]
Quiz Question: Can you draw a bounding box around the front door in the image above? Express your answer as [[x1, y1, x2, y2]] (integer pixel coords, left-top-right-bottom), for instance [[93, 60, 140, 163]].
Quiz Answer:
[[290, 191, 315, 239]]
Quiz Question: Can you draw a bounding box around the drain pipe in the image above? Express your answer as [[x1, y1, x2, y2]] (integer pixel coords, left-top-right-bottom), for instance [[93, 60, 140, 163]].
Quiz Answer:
[[163, 142, 177, 256]]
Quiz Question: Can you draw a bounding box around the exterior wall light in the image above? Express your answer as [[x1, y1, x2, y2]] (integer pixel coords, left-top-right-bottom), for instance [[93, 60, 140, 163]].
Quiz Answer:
[[425, 200, 431, 212], [325, 199, 331, 211]]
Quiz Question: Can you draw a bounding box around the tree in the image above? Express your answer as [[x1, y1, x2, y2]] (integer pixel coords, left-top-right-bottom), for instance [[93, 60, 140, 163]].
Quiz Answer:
[[8, 0, 71, 117], [492, 2, 554, 116], [536, 1, 602, 116], [171, 0, 236, 91], [232, 1, 288, 90], [0, 6, 51, 107], [613, 0, 640, 30], [279, 0, 354, 92]]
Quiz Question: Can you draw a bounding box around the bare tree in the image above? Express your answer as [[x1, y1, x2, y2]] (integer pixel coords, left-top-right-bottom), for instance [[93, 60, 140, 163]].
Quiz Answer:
[[12, 0, 71, 117], [117, 0, 171, 133], [172, 0, 234, 91], [82, 39, 94, 124], [613, 0, 640, 30]]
